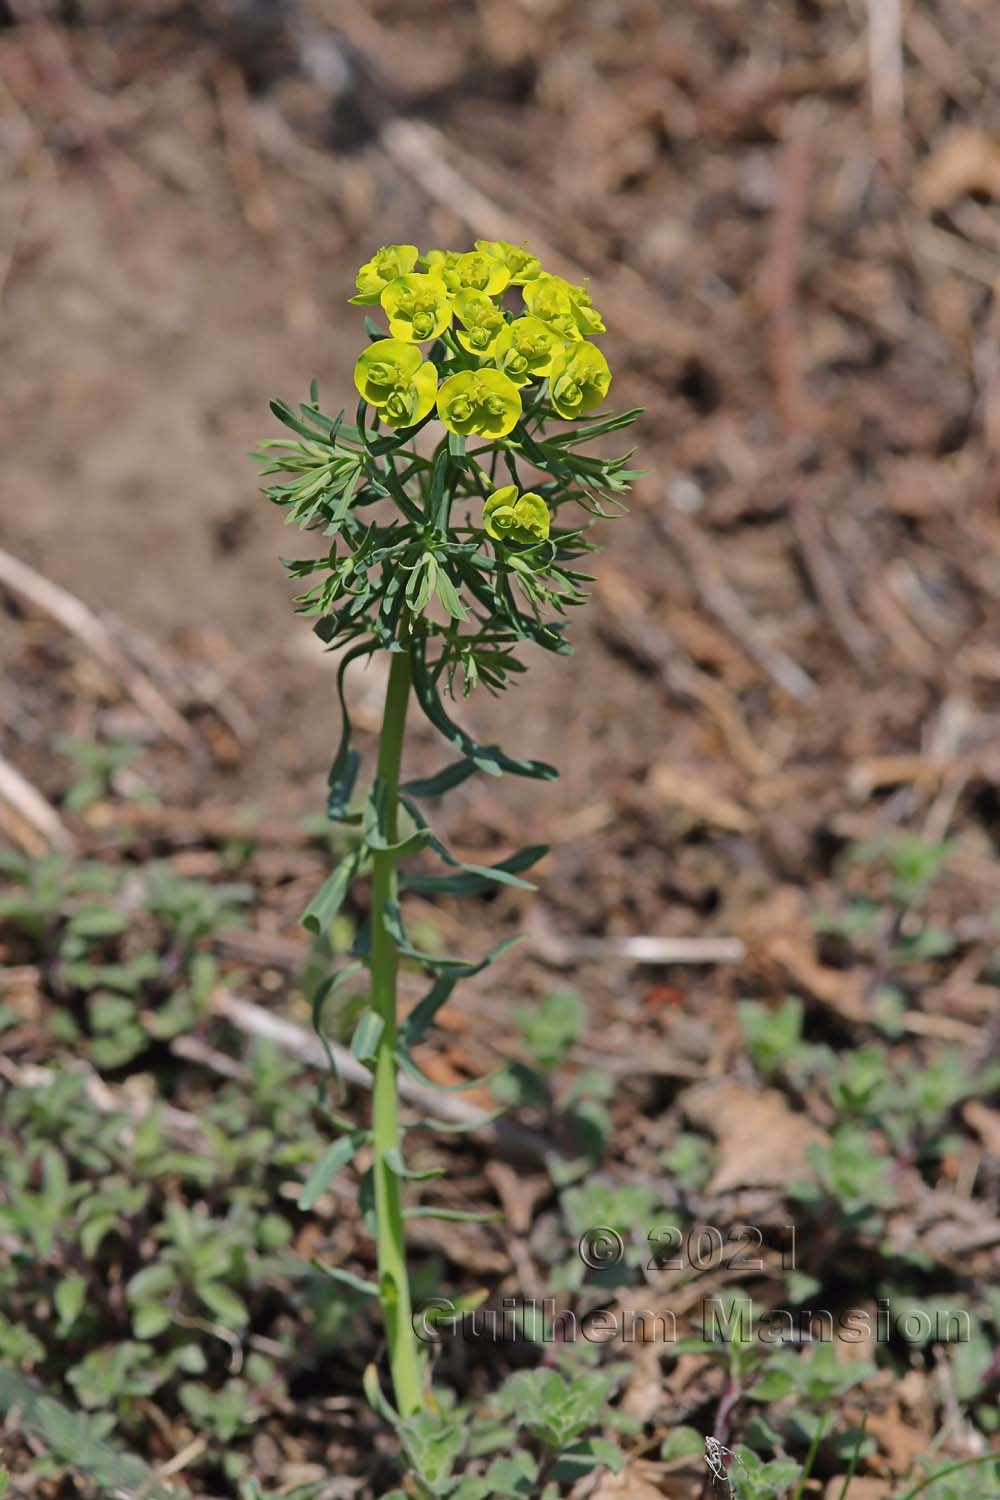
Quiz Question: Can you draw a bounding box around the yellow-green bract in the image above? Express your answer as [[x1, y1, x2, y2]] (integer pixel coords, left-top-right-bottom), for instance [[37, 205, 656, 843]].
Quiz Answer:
[[354, 340, 438, 428], [350, 244, 419, 305], [453, 290, 505, 358], [524, 273, 606, 338], [521, 275, 583, 342], [474, 238, 542, 286], [483, 486, 551, 545], [348, 238, 615, 444], [424, 248, 510, 296], [548, 342, 613, 420], [381, 274, 453, 343], [493, 316, 559, 385], [436, 369, 522, 438]]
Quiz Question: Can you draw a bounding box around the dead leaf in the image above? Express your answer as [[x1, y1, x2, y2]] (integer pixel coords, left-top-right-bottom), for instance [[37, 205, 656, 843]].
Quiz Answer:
[[620, 1337, 667, 1424], [916, 128, 1000, 210], [647, 762, 756, 833], [741, 886, 868, 1022], [680, 1080, 827, 1192], [824, 1480, 890, 1500], [963, 1099, 1000, 1156], [590, 1462, 666, 1500], [483, 1161, 550, 1235], [866, 1404, 935, 1473], [759, 931, 868, 1022]]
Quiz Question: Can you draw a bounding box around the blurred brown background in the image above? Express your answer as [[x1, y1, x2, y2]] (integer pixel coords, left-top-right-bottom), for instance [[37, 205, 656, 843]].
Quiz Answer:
[[3, 0, 1000, 961]]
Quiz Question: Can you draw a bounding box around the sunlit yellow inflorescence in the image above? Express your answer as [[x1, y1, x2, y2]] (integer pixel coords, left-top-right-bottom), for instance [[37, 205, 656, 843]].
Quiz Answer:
[[423, 248, 511, 297], [436, 369, 522, 437], [380, 274, 453, 343], [493, 316, 559, 385], [548, 342, 612, 420], [453, 290, 506, 358], [483, 486, 550, 545], [350, 240, 614, 476], [353, 340, 438, 429], [475, 239, 542, 286], [350, 244, 420, 305]]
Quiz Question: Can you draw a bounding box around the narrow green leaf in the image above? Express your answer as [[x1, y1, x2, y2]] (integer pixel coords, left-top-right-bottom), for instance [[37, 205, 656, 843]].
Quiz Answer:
[[410, 640, 558, 782], [268, 397, 335, 446], [133, 1303, 172, 1339], [349, 1008, 385, 1065], [310, 960, 365, 1098], [54, 1276, 86, 1329], [402, 758, 480, 798], [382, 1147, 445, 1181], [406, 553, 437, 615], [324, 638, 380, 821], [396, 1041, 496, 1095], [405, 1206, 502, 1223], [544, 407, 645, 445], [301, 846, 362, 935], [399, 796, 542, 891], [434, 569, 468, 622], [403, 842, 547, 896], [363, 778, 431, 857], [398, 973, 458, 1046], [384, 899, 522, 976], [363, 1362, 400, 1426], [197, 1280, 249, 1328], [298, 1130, 368, 1210], [313, 1261, 379, 1298], [412, 1109, 504, 1133]]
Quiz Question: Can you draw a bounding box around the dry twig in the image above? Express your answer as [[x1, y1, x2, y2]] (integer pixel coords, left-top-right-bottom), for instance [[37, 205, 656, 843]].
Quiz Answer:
[[0, 548, 196, 750], [662, 509, 819, 704], [212, 59, 278, 238], [866, 0, 905, 169], [0, 754, 73, 852], [210, 989, 560, 1168]]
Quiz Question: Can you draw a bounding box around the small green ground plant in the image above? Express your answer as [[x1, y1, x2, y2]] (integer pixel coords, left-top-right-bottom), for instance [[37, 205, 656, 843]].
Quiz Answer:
[[257, 241, 640, 1458]]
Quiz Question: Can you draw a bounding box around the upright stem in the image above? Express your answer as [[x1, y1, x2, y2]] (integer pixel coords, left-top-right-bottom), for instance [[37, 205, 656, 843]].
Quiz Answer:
[[369, 644, 423, 1415]]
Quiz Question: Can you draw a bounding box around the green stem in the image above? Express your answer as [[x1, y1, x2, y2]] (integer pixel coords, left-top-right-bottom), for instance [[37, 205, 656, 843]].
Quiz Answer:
[[895, 1455, 1000, 1500], [369, 644, 423, 1416]]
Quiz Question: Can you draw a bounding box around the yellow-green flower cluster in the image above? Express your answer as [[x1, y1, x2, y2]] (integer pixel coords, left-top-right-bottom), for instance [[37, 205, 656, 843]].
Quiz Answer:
[[482, 486, 550, 545], [350, 240, 612, 440]]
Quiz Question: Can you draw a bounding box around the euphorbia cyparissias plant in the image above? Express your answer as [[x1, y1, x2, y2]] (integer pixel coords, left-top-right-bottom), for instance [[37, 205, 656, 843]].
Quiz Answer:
[[256, 240, 641, 1418]]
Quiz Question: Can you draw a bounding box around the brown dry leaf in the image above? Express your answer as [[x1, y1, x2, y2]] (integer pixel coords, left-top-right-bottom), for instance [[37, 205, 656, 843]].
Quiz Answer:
[[894, 1368, 937, 1447], [824, 1480, 891, 1500], [866, 1404, 935, 1473], [483, 1161, 550, 1235], [963, 1099, 1000, 1156], [915, 128, 1000, 210], [589, 1462, 666, 1500], [646, 762, 756, 833], [761, 931, 868, 1021], [847, 754, 953, 797], [620, 1336, 667, 1424], [742, 886, 868, 1022], [680, 1080, 827, 1192]]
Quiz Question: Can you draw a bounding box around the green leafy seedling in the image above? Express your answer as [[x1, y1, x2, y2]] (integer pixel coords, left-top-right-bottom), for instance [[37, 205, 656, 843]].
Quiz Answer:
[[793, 1126, 896, 1232], [54, 735, 143, 811]]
